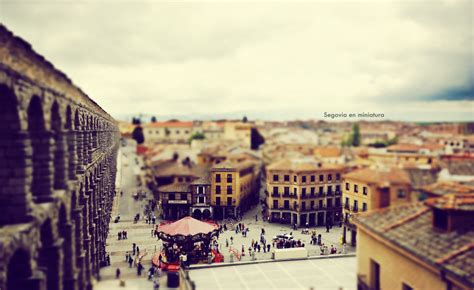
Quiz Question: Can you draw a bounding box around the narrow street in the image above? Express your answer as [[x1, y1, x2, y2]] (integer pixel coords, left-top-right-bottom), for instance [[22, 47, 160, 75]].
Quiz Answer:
[[96, 143, 163, 289]]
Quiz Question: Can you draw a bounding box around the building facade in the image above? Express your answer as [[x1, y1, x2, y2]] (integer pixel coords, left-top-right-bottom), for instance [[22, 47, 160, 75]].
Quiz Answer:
[[210, 161, 260, 219], [266, 159, 345, 227], [143, 121, 193, 143], [0, 25, 119, 290], [354, 194, 473, 290], [342, 167, 413, 246]]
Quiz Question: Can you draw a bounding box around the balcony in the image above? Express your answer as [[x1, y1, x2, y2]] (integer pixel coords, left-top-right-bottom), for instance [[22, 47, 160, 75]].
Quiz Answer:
[[271, 193, 281, 198], [357, 274, 370, 290]]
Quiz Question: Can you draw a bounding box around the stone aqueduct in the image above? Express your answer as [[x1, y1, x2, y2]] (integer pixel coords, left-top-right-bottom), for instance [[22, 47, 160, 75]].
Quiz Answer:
[[0, 25, 120, 290]]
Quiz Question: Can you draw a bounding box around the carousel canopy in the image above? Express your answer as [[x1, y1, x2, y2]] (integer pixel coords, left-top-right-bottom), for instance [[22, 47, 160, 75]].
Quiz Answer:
[[159, 216, 218, 237]]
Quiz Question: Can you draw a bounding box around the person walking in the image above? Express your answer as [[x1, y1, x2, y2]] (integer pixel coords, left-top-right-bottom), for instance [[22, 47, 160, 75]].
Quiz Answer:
[[115, 268, 121, 279]]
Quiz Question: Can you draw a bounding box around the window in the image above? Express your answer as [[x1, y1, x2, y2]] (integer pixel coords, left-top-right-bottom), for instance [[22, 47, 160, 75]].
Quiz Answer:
[[310, 187, 315, 195], [216, 185, 221, 194], [353, 200, 358, 211], [176, 130, 180, 134], [273, 187, 278, 195], [327, 186, 332, 194], [327, 199, 332, 208], [216, 197, 221, 205], [273, 200, 278, 209], [310, 175, 315, 182], [328, 174, 332, 181], [284, 175, 290, 182], [215, 174, 221, 183], [186, 177, 191, 182], [345, 197, 349, 208], [198, 196, 205, 203], [335, 198, 341, 207], [178, 177, 183, 182], [284, 200, 290, 209], [227, 174, 233, 183], [402, 283, 413, 290], [319, 186, 324, 194], [346, 182, 350, 190], [319, 175, 324, 182], [397, 189, 406, 198], [198, 186, 205, 194], [227, 197, 232, 205], [319, 200, 323, 208], [302, 176, 307, 183], [363, 186, 368, 195], [169, 194, 175, 200], [302, 202, 306, 210], [336, 185, 340, 192], [354, 184, 358, 193], [302, 188, 306, 197], [273, 174, 279, 182], [362, 202, 367, 211], [293, 188, 297, 195], [311, 200, 315, 208], [294, 175, 297, 182], [336, 173, 341, 180], [227, 185, 233, 194], [284, 187, 290, 195]]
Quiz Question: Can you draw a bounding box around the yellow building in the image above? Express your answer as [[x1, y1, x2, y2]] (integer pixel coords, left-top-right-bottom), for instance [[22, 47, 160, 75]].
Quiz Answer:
[[342, 167, 412, 246], [353, 194, 474, 290], [210, 160, 260, 219], [266, 159, 346, 226]]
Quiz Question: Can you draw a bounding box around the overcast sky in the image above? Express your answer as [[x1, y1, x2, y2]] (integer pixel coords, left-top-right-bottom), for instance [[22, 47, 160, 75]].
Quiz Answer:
[[1, 0, 473, 122]]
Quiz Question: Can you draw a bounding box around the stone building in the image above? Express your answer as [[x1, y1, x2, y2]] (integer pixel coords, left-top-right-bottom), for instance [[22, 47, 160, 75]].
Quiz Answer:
[[265, 159, 345, 226], [0, 25, 119, 290]]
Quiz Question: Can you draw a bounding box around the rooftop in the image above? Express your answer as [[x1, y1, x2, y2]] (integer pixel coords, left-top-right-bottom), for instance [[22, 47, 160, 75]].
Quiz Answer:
[[267, 159, 344, 172], [343, 167, 411, 186], [144, 121, 193, 128], [188, 256, 357, 290], [353, 199, 474, 287]]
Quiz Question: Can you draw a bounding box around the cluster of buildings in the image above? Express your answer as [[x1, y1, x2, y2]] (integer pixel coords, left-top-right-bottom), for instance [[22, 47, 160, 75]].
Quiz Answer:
[[126, 118, 473, 289], [143, 143, 262, 220]]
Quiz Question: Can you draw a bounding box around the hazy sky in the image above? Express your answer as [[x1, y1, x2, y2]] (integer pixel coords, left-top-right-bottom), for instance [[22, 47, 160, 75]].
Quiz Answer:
[[1, 0, 473, 121]]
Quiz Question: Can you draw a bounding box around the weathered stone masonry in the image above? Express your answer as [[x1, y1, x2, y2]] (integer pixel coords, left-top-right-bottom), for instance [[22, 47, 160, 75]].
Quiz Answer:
[[0, 25, 119, 290]]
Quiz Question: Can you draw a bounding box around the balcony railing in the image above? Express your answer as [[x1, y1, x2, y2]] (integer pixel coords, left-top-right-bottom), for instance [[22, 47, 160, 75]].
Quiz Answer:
[[271, 193, 280, 198], [357, 274, 370, 290]]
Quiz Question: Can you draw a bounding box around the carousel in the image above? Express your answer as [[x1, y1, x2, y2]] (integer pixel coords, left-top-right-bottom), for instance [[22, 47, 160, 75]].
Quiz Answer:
[[152, 216, 223, 269]]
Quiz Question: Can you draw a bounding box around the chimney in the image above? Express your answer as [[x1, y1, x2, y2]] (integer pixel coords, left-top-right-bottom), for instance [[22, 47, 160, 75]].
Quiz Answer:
[[426, 194, 474, 232]]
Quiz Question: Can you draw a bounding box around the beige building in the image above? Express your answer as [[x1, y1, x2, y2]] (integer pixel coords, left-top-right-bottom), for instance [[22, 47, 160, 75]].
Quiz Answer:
[[210, 160, 260, 219], [266, 159, 346, 226], [342, 167, 413, 246], [143, 121, 193, 143], [353, 194, 474, 290]]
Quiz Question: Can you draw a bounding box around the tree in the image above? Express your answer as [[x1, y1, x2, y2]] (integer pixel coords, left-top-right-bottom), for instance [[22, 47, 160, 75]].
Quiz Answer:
[[251, 127, 265, 150], [132, 126, 145, 144], [189, 132, 205, 142], [132, 117, 141, 125], [151, 116, 157, 123], [242, 116, 248, 123], [351, 123, 361, 147]]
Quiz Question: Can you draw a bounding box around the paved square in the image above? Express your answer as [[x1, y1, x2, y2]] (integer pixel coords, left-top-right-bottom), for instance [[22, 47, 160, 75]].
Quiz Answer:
[[189, 256, 357, 290]]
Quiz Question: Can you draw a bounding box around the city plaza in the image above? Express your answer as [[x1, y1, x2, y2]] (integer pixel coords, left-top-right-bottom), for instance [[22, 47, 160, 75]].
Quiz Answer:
[[96, 144, 355, 290]]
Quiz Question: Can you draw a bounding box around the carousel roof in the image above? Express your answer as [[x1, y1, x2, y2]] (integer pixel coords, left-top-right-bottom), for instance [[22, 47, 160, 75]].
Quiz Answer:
[[159, 216, 218, 236]]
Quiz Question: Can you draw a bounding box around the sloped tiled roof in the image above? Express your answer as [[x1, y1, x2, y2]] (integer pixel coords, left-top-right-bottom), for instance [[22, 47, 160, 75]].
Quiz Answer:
[[353, 199, 474, 287], [267, 159, 344, 172], [158, 183, 191, 193], [343, 167, 411, 186]]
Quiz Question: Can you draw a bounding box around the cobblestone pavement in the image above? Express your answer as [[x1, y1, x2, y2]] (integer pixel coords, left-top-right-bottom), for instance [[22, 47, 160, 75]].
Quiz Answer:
[[96, 143, 355, 290]]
